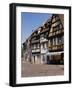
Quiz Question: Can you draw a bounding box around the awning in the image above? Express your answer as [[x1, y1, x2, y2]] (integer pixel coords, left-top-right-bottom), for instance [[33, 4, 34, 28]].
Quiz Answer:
[[46, 51, 64, 55]]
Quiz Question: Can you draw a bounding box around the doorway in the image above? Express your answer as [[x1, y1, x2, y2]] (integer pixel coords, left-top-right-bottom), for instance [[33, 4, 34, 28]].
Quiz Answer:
[[34, 56, 35, 63]]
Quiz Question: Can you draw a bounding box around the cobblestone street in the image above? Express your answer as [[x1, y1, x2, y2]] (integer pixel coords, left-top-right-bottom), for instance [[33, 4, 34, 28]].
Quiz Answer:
[[21, 61, 64, 77]]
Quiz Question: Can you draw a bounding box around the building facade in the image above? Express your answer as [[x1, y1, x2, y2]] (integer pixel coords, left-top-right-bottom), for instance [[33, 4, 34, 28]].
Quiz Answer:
[[40, 19, 51, 64], [46, 14, 64, 64], [22, 14, 64, 64], [30, 29, 41, 64], [23, 38, 31, 62]]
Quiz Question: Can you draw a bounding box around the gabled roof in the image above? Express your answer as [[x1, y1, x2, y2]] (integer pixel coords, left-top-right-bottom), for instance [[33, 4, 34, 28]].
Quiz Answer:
[[59, 14, 64, 27]]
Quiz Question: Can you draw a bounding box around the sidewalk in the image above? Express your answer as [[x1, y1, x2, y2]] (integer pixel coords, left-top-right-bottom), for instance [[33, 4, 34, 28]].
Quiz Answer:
[[21, 62, 64, 77]]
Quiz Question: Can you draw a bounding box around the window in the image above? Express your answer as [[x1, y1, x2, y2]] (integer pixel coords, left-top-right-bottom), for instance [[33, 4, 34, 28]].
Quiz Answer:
[[61, 36, 64, 44], [57, 37, 63, 44], [37, 55, 40, 59], [59, 24, 63, 29], [43, 25, 45, 29], [49, 40, 51, 46], [46, 42, 48, 48], [37, 44, 40, 48], [34, 56, 35, 63], [42, 43, 45, 48], [56, 38, 58, 45], [52, 16, 59, 23], [32, 37, 36, 41], [34, 44, 36, 49], [45, 43, 47, 48], [45, 23, 48, 28], [40, 34, 44, 39], [36, 44, 38, 49], [53, 23, 63, 33], [50, 39, 53, 46], [53, 38, 56, 45], [43, 55, 45, 61], [59, 38, 62, 44], [31, 45, 34, 49], [53, 25, 59, 31]]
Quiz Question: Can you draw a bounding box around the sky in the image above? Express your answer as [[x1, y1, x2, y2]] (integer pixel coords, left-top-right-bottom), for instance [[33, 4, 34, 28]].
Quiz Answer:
[[21, 12, 52, 43]]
